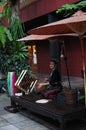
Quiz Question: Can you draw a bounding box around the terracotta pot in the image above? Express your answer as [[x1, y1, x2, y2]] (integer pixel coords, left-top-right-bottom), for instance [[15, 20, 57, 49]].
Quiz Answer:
[[63, 88, 77, 105]]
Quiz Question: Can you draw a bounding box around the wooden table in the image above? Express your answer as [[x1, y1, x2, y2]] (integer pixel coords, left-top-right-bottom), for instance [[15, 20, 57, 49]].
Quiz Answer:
[[11, 93, 85, 130]]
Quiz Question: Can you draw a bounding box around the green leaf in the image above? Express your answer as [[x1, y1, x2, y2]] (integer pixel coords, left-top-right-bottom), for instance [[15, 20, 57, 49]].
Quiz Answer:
[[10, 18, 25, 40], [0, 24, 6, 47], [0, 23, 13, 47], [56, 1, 86, 18], [3, 3, 11, 22], [4, 27, 13, 41], [0, 13, 4, 19], [0, 0, 6, 7]]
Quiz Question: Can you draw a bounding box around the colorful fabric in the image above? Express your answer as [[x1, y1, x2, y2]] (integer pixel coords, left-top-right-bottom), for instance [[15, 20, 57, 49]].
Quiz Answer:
[[7, 72, 18, 96], [41, 86, 62, 99]]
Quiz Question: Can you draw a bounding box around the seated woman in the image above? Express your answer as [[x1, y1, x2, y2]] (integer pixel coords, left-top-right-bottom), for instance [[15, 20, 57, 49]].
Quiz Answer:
[[35, 59, 62, 99]]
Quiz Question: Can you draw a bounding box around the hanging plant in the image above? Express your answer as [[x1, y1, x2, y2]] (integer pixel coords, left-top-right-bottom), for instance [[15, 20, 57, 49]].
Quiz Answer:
[[56, 0, 86, 18]]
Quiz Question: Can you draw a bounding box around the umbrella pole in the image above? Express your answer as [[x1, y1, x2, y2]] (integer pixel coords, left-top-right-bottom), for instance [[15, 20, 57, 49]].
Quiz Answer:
[[80, 36, 86, 107], [62, 42, 71, 89], [64, 57, 71, 89]]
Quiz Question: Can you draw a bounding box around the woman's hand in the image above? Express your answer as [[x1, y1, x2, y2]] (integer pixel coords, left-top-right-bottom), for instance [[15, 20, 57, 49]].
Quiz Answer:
[[43, 78, 48, 82]]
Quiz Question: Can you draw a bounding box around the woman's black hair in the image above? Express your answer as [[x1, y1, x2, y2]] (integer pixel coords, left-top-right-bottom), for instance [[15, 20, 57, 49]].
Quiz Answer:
[[50, 59, 58, 65]]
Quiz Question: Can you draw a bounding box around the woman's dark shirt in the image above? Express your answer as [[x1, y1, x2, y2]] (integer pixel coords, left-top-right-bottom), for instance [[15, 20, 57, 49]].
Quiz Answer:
[[49, 69, 61, 87]]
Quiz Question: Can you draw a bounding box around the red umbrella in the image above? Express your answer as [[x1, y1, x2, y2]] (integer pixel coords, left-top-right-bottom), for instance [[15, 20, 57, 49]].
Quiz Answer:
[[28, 10, 86, 106], [28, 11, 86, 35], [17, 34, 61, 41], [17, 33, 86, 41]]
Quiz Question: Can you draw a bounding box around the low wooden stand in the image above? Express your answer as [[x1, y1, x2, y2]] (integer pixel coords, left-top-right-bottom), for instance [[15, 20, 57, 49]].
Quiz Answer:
[[10, 93, 85, 130]]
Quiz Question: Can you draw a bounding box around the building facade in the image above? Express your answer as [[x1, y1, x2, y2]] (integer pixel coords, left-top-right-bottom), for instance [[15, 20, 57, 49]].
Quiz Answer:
[[2, 0, 85, 77], [20, 0, 85, 78], [20, 0, 86, 77]]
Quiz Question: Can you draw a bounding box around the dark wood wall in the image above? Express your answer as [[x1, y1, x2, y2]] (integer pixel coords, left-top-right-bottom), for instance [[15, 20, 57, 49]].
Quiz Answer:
[[20, 0, 79, 22], [36, 40, 50, 74], [61, 38, 86, 77]]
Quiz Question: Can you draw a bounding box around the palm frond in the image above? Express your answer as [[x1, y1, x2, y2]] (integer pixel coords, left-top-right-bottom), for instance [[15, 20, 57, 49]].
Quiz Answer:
[[0, 31, 6, 47], [0, 23, 13, 47], [4, 27, 13, 41], [3, 3, 11, 22], [0, 13, 4, 20], [10, 17, 25, 40]]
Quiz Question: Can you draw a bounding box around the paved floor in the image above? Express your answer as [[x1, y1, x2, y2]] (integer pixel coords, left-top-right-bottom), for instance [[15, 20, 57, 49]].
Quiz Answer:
[[0, 94, 50, 130], [0, 76, 85, 130], [62, 76, 84, 89]]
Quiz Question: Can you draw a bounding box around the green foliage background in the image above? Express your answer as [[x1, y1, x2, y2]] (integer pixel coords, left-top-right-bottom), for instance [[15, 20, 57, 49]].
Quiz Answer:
[[0, 0, 32, 77]]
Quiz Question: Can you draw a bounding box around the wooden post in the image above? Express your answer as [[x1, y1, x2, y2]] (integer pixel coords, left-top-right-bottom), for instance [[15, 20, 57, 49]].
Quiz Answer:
[[80, 36, 86, 107]]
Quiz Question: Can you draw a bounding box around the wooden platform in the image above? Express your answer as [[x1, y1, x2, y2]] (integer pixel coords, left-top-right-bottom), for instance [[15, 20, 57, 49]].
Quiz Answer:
[[11, 93, 85, 130]]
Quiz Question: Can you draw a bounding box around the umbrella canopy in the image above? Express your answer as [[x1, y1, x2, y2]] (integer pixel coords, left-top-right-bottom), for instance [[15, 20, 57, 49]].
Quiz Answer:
[[17, 34, 60, 41], [17, 33, 86, 41], [28, 11, 86, 35]]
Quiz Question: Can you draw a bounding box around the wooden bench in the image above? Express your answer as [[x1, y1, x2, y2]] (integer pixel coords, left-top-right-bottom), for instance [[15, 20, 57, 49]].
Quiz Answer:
[[10, 93, 85, 130]]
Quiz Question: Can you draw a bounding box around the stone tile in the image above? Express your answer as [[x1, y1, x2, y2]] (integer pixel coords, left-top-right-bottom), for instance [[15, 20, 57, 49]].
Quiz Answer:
[[20, 123, 50, 130], [62, 76, 83, 89], [0, 94, 10, 115], [0, 118, 10, 127], [1, 113, 17, 119], [0, 117, 3, 121], [6, 113, 28, 124], [14, 119, 40, 129], [0, 125, 19, 130]]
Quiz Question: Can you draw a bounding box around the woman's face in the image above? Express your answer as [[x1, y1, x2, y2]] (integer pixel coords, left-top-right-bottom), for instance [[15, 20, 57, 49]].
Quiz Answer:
[[49, 61, 56, 70]]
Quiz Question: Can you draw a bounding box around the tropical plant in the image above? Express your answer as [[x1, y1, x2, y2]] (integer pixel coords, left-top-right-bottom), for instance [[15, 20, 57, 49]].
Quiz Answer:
[[56, 0, 86, 18], [0, 0, 33, 78], [0, 23, 13, 47], [0, 43, 30, 74]]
